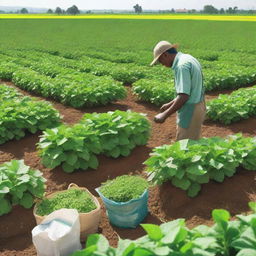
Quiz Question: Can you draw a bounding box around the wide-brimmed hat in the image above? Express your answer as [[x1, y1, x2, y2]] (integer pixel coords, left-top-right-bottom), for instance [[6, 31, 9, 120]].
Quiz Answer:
[[150, 41, 178, 66]]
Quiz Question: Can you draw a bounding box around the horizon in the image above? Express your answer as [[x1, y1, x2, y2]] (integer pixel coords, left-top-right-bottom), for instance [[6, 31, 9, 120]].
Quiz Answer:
[[0, 0, 256, 11]]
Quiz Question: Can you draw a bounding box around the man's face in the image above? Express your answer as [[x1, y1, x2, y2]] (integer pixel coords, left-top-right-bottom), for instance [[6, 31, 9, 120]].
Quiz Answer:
[[158, 53, 171, 67]]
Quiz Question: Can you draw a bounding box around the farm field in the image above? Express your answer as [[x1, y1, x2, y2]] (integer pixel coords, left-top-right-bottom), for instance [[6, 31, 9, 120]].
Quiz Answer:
[[0, 18, 256, 256]]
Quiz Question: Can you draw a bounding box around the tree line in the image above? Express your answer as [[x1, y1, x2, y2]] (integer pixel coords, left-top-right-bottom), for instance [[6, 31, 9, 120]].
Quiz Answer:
[[1, 4, 255, 15], [47, 5, 80, 15]]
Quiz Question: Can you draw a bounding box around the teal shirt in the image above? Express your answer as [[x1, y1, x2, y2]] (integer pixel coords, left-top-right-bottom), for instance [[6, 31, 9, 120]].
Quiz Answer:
[[172, 52, 204, 128]]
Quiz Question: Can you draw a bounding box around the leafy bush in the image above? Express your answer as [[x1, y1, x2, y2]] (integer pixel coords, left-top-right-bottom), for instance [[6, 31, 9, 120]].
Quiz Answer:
[[0, 84, 60, 145], [38, 125, 101, 173], [144, 134, 256, 197], [80, 110, 150, 158], [0, 160, 46, 216], [99, 175, 149, 202], [36, 188, 97, 216], [133, 79, 175, 106], [38, 110, 151, 172], [71, 202, 256, 256], [207, 86, 256, 124]]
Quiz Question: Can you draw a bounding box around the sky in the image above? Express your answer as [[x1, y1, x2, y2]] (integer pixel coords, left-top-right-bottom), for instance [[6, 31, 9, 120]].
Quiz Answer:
[[0, 0, 256, 10]]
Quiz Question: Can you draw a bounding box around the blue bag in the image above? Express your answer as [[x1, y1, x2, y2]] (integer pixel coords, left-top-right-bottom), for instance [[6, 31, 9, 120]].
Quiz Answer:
[[96, 188, 148, 228]]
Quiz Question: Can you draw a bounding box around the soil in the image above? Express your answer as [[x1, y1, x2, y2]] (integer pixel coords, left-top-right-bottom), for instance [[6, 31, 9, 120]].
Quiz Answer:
[[0, 81, 255, 256]]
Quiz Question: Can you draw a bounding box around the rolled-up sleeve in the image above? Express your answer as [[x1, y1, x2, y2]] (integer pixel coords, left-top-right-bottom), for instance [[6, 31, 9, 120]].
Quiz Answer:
[[175, 64, 192, 95]]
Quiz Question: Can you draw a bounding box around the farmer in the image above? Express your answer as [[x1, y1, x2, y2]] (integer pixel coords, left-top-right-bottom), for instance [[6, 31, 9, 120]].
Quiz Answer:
[[151, 40, 206, 141]]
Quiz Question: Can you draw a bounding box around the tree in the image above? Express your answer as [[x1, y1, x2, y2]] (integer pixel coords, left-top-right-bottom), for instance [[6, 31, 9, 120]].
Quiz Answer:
[[226, 6, 238, 14], [20, 8, 28, 14], [203, 5, 218, 14], [55, 7, 62, 15], [133, 4, 143, 14], [171, 8, 175, 13], [219, 8, 225, 14], [47, 9, 53, 14], [66, 5, 80, 15]]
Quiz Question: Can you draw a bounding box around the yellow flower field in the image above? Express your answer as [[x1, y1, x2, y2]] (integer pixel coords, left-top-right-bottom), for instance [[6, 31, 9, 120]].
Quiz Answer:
[[0, 14, 256, 21]]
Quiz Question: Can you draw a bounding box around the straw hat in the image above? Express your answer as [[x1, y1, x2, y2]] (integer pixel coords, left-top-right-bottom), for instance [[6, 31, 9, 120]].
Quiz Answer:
[[150, 41, 178, 66]]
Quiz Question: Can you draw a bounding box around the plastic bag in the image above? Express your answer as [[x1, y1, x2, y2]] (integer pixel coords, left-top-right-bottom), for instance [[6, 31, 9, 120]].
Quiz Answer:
[[32, 209, 82, 256], [96, 188, 148, 228]]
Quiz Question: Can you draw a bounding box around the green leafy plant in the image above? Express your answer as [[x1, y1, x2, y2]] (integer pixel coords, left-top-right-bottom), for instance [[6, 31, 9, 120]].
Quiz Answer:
[[80, 110, 150, 158], [0, 84, 60, 145], [207, 86, 256, 124], [38, 124, 101, 173], [12, 67, 127, 108], [0, 159, 46, 216], [38, 110, 150, 173], [99, 175, 149, 202], [36, 188, 97, 216], [71, 202, 256, 256], [132, 79, 175, 106], [144, 134, 256, 197]]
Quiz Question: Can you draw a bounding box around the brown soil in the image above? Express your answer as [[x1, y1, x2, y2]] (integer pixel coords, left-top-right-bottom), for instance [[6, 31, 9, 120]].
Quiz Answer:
[[0, 81, 255, 255]]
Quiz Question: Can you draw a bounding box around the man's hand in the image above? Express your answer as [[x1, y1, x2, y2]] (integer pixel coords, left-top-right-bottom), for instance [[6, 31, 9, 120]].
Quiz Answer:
[[154, 94, 189, 124], [154, 112, 168, 123], [160, 100, 174, 112]]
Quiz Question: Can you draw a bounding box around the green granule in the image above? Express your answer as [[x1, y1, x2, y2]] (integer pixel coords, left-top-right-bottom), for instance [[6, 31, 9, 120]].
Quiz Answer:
[[36, 188, 97, 216], [99, 175, 148, 202]]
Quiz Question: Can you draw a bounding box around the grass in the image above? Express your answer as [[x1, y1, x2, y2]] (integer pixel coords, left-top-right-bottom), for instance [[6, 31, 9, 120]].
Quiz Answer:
[[99, 175, 149, 202], [36, 188, 97, 216], [0, 19, 255, 53]]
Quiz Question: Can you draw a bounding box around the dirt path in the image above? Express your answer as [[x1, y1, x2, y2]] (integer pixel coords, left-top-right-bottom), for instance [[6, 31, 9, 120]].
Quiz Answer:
[[0, 81, 255, 255]]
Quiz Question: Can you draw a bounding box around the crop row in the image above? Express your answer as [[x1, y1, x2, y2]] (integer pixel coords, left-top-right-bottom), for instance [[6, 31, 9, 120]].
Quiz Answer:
[[38, 110, 150, 173], [145, 134, 256, 197], [1, 50, 256, 124], [3, 49, 255, 91], [0, 57, 127, 108], [1, 49, 169, 84], [207, 85, 256, 124], [72, 202, 256, 256], [0, 84, 60, 144]]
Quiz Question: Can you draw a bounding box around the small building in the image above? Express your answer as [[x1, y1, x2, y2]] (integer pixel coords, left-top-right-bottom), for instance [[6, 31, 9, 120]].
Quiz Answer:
[[175, 8, 189, 13]]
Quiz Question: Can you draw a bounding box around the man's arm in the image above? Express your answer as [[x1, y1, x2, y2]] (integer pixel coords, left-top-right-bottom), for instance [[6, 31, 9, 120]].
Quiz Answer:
[[160, 99, 175, 112], [154, 93, 189, 123]]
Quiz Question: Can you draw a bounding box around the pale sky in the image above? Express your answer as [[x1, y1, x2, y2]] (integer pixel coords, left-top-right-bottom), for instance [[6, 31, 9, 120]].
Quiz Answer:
[[0, 0, 256, 10]]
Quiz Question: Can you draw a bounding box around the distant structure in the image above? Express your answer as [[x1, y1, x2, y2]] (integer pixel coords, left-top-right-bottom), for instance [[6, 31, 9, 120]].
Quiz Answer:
[[175, 8, 188, 13]]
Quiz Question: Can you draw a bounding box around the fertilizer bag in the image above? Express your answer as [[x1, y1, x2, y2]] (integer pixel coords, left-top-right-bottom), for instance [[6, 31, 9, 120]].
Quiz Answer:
[[32, 209, 82, 256]]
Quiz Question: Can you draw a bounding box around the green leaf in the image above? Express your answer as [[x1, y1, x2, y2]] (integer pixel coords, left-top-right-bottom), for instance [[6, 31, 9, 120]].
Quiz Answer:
[[141, 224, 163, 241], [67, 152, 78, 166], [187, 183, 201, 197], [0, 197, 12, 216], [172, 177, 191, 190], [19, 192, 34, 208], [236, 249, 256, 256], [249, 202, 256, 213], [88, 155, 99, 169], [109, 147, 121, 158], [62, 162, 75, 173], [212, 209, 230, 223], [57, 137, 68, 146]]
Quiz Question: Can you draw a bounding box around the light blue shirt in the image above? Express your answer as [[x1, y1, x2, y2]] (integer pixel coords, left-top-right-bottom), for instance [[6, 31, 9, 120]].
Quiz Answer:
[[172, 52, 204, 128]]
